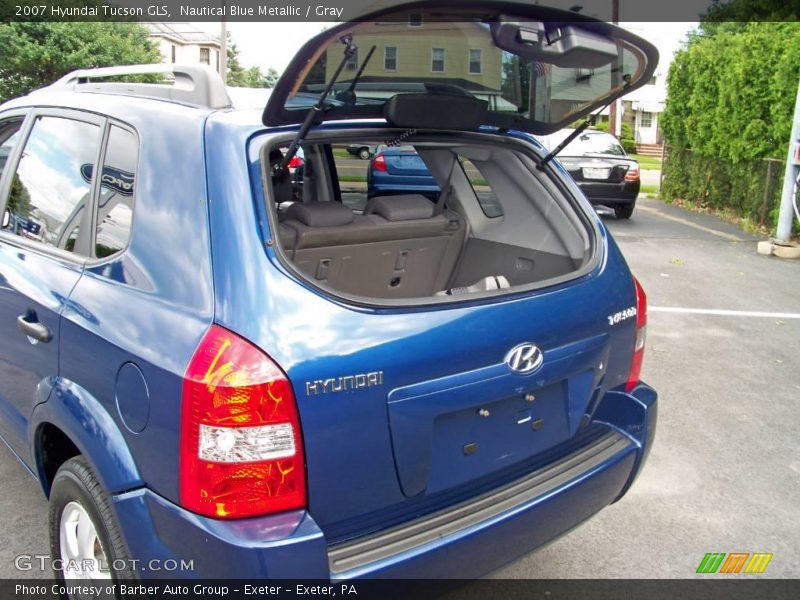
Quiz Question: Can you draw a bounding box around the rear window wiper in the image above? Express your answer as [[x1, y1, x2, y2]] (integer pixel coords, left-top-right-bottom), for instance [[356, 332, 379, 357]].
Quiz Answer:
[[275, 34, 358, 175], [539, 75, 631, 170]]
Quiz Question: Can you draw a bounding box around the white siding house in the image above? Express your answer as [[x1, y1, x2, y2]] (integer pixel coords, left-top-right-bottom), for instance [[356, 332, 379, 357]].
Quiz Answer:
[[145, 23, 223, 74]]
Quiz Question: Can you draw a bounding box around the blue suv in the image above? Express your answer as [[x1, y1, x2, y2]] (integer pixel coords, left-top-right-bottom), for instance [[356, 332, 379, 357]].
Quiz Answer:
[[0, 2, 658, 587]]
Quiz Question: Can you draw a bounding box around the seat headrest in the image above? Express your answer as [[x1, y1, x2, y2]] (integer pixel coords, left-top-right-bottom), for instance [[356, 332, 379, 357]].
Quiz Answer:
[[286, 201, 354, 227], [365, 194, 435, 221]]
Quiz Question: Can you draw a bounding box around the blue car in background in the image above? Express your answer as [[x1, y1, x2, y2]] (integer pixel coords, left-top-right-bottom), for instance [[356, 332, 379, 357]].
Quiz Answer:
[[367, 145, 440, 199], [0, 2, 659, 592]]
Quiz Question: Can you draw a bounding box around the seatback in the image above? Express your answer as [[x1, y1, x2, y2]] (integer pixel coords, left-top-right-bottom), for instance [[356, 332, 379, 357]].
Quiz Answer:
[[281, 196, 466, 298]]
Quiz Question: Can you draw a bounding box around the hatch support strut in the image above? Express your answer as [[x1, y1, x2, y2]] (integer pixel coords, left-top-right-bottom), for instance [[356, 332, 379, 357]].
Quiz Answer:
[[275, 34, 358, 175]]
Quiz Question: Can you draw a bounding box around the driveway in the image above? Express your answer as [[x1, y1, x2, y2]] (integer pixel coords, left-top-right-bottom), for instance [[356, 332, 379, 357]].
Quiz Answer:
[[494, 197, 800, 578]]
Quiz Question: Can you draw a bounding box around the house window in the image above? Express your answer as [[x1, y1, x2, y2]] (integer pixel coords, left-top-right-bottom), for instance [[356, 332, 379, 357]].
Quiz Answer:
[[199, 47, 210, 65], [641, 112, 654, 128], [468, 49, 482, 74], [170, 44, 176, 63], [384, 47, 397, 71], [215, 50, 220, 72], [575, 67, 594, 84], [346, 48, 358, 71], [431, 48, 445, 73], [408, 13, 422, 27]]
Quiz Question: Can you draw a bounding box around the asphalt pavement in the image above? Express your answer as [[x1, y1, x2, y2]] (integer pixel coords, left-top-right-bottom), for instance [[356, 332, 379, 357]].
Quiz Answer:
[[0, 197, 798, 579], [495, 198, 800, 578]]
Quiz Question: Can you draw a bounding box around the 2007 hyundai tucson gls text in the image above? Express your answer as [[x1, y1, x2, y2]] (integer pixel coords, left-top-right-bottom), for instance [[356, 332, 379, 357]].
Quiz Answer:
[[0, 2, 657, 588]]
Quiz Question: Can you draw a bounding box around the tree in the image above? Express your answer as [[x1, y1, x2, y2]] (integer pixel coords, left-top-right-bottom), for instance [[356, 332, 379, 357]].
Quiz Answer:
[[0, 22, 160, 102], [265, 68, 279, 88], [660, 16, 800, 230], [7, 176, 31, 219], [225, 33, 274, 88]]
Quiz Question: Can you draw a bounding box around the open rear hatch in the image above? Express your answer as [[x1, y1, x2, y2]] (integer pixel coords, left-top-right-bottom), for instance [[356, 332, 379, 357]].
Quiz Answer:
[[261, 0, 656, 541]]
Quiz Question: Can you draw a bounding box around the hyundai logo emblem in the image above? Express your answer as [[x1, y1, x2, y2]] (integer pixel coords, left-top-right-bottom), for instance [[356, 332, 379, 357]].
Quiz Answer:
[[505, 343, 543, 374]]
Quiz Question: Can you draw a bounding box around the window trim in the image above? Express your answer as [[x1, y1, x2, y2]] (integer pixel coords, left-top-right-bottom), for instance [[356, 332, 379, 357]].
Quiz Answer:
[[431, 48, 445, 73], [384, 46, 398, 71], [0, 107, 107, 265], [468, 48, 483, 75]]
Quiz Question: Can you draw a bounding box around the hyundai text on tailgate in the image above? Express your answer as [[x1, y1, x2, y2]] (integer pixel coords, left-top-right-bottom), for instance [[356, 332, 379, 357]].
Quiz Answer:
[[0, 1, 657, 589]]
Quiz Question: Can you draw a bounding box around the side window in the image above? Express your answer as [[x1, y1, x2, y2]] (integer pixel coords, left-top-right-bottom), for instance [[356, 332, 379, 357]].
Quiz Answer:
[[2, 116, 101, 254], [95, 126, 136, 258], [459, 156, 504, 218]]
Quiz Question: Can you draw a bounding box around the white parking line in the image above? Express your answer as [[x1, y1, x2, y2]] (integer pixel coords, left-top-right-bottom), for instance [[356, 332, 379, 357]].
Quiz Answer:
[[650, 306, 800, 319]]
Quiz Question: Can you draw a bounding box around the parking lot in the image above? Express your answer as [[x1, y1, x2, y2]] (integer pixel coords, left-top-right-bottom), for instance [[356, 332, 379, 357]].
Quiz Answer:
[[0, 197, 798, 579]]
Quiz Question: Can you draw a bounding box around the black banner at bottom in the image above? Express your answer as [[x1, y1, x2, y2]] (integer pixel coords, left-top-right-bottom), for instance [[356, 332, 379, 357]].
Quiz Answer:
[[5, 579, 800, 600]]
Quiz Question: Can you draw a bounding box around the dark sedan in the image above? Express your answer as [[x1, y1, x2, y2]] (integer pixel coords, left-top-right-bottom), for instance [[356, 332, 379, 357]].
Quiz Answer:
[[540, 130, 640, 219]]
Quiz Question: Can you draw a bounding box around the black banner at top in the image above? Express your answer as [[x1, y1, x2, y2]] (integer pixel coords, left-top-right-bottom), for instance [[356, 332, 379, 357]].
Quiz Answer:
[[0, 0, 797, 23]]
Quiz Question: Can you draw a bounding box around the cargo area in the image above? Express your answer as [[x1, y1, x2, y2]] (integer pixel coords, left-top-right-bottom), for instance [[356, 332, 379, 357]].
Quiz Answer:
[[264, 133, 597, 303]]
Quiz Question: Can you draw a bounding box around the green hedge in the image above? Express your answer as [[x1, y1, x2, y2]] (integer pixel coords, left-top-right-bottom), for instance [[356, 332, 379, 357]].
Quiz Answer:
[[660, 20, 800, 232], [662, 147, 785, 227]]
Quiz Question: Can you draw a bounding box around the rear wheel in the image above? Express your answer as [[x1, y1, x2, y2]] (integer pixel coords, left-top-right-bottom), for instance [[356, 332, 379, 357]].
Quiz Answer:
[[49, 457, 135, 594], [614, 203, 635, 219], [358, 147, 371, 160]]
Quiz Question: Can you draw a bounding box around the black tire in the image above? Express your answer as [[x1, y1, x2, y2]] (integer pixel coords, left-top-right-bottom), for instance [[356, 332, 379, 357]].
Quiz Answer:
[[49, 456, 136, 592], [358, 147, 371, 160], [614, 203, 635, 219]]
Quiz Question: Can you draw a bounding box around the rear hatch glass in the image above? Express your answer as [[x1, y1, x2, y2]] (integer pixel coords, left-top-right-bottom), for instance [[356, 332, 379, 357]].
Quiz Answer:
[[264, 2, 658, 135]]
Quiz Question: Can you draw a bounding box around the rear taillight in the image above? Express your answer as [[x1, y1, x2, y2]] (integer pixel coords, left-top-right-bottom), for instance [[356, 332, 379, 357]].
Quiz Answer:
[[372, 153, 387, 172], [288, 155, 303, 169], [180, 325, 305, 519], [625, 277, 647, 392], [624, 165, 640, 181]]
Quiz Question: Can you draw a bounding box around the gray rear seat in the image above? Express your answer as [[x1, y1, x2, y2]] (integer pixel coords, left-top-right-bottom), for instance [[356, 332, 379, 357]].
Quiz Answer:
[[281, 196, 465, 298]]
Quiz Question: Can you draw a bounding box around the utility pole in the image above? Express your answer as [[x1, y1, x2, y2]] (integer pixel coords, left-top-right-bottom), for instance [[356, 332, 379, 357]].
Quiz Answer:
[[775, 75, 800, 242], [220, 2, 228, 83], [608, 0, 620, 136]]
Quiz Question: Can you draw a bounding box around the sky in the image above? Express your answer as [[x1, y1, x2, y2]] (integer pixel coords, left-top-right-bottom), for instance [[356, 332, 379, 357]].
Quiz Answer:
[[202, 21, 698, 77]]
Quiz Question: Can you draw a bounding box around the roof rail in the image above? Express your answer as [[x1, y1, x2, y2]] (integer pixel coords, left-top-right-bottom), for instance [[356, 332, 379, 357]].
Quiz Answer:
[[47, 63, 231, 110]]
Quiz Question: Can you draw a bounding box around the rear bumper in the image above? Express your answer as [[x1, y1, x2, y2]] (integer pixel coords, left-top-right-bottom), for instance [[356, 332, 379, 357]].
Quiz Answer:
[[367, 183, 440, 197], [578, 180, 640, 205], [111, 384, 656, 580]]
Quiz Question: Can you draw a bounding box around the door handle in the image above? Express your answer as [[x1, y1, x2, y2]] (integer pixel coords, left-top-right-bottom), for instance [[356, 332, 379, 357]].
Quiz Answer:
[[17, 314, 52, 343]]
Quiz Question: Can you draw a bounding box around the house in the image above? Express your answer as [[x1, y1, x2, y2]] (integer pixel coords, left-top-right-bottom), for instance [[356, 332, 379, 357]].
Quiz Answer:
[[321, 18, 511, 110], [620, 70, 666, 154], [144, 22, 223, 74]]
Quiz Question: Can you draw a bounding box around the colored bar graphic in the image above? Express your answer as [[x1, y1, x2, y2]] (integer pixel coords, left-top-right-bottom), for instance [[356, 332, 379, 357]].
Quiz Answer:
[[697, 553, 726, 574], [697, 552, 773, 574], [719, 553, 749, 573], [744, 553, 773, 574]]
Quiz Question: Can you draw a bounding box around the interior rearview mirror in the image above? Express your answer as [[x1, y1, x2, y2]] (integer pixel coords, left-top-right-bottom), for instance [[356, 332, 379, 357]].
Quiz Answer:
[[1, 208, 10, 229], [490, 18, 618, 68]]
